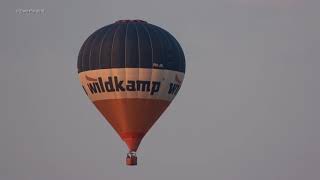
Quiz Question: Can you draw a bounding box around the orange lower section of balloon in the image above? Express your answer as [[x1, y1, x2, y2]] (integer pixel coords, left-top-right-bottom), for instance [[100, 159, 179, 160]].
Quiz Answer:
[[93, 98, 170, 153]]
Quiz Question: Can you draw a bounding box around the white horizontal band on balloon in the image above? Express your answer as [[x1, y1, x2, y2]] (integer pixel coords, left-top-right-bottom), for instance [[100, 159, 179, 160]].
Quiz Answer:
[[79, 68, 185, 102]]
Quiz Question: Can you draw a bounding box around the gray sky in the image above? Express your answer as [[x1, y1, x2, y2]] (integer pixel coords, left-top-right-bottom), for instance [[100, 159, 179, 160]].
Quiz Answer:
[[1, 0, 320, 179]]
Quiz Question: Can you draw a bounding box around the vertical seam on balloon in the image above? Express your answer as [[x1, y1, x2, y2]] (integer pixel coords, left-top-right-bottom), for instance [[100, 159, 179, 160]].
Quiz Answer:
[[88, 29, 103, 70], [161, 31, 182, 100], [166, 32, 182, 72], [134, 23, 141, 99], [141, 24, 154, 104], [125, 23, 129, 68], [149, 25, 164, 100], [141, 23, 154, 66], [156, 27, 172, 100], [177, 42, 185, 73], [124, 23, 129, 100], [110, 24, 121, 107], [81, 35, 92, 71], [109, 24, 121, 108], [150, 25, 164, 68], [111, 24, 121, 68], [156, 26, 170, 69], [133, 23, 141, 68], [98, 25, 112, 69]]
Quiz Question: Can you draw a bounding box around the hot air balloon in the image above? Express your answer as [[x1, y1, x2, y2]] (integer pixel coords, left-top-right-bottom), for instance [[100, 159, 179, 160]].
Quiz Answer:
[[77, 20, 185, 165]]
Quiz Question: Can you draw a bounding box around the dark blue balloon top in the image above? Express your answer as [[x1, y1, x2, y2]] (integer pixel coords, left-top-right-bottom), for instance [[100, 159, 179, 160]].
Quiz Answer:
[[78, 20, 185, 73]]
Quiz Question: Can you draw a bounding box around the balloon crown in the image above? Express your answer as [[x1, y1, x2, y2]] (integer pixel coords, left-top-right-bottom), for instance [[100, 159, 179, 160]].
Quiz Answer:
[[115, 19, 147, 23]]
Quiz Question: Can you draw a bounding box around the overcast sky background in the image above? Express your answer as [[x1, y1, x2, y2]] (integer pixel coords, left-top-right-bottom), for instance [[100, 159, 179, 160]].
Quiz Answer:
[[1, 0, 320, 179]]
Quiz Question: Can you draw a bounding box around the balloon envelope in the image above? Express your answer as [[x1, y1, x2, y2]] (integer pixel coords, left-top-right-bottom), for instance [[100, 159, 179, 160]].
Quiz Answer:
[[78, 20, 185, 165]]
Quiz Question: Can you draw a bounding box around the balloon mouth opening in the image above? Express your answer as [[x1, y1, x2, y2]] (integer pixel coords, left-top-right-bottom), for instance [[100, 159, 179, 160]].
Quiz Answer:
[[121, 132, 144, 151], [115, 19, 147, 23]]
